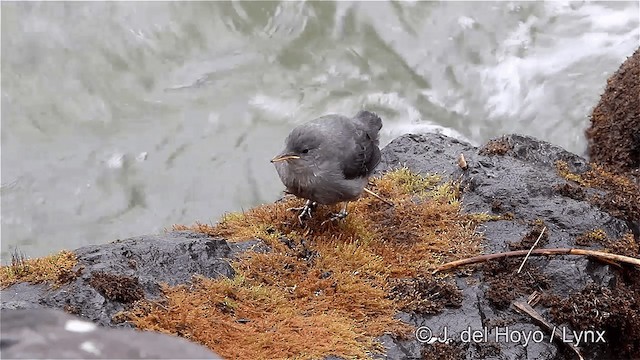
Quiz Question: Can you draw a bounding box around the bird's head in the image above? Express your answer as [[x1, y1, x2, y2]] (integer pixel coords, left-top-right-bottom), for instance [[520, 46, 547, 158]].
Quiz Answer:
[[271, 126, 323, 168]]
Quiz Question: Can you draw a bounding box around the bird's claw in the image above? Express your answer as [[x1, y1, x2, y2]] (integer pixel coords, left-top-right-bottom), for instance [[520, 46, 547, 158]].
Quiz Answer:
[[321, 209, 348, 225], [287, 201, 316, 225]]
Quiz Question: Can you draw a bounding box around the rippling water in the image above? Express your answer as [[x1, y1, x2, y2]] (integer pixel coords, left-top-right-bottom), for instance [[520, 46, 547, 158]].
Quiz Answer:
[[1, 1, 638, 260]]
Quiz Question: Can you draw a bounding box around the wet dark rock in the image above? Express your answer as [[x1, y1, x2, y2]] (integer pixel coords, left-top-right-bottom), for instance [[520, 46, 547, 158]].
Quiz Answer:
[[1, 231, 247, 326], [1, 308, 221, 359], [1, 232, 248, 358], [377, 133, 637, 360]]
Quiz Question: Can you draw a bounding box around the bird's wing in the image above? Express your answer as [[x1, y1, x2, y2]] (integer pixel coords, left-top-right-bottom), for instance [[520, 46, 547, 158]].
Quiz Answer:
[[341, 126, 382, 180]]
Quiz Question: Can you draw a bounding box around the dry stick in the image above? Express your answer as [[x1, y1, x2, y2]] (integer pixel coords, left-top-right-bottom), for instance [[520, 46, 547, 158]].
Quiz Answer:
[[363, 188, 394, 206], [513, 301, 584, 360], [592, 256, 623, 269], [433, 248, 640, 274], [517, 226, 546, 273], [527, 291, 542, 307]]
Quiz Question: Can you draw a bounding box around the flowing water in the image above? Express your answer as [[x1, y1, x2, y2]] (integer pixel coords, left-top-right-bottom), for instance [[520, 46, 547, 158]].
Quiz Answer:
[[1, 1, 638, 261]]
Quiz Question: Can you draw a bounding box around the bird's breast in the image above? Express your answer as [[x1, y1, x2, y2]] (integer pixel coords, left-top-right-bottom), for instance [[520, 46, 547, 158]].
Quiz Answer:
[[274, 161, 315, 198], [274, 161, 367, 204]]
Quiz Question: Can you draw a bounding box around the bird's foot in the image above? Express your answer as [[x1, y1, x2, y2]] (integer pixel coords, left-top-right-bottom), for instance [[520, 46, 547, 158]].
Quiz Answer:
[[287, 200, 317, 225], [321, 209, 348, 226]]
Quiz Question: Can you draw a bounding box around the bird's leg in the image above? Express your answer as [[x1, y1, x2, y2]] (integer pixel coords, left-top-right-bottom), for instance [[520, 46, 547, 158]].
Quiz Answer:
[[322, 202, 349, 225], [287, 200, 317, 225]]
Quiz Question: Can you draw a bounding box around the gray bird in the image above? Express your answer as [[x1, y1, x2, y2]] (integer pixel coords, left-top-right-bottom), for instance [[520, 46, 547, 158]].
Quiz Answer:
[[271, 110, 383, 224]]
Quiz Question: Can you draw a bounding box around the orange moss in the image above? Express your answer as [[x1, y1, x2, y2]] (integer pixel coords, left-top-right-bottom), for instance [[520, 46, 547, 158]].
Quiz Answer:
[[0, 250, 78, 289], [479, 136, 512, 156], [128, 168, 486, 359], [128, 276, 388, 359], [556, 161, 636, 189], [556, 161, 640, 226]]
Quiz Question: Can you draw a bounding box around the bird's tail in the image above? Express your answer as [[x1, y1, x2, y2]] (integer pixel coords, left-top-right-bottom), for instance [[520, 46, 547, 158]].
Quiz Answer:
[[353, 110, 383, 133]]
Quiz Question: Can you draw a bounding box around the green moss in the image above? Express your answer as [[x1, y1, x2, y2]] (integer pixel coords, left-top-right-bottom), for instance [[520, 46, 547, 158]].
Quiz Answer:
[[428, 181, 461, 205], [0, 250, 78, 289], [467, 213, 505, 222], [575, 229, 608, 245], [381, 167, 441, 195]]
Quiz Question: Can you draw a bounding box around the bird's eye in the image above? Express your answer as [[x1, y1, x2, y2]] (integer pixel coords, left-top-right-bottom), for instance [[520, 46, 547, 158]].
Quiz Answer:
[[301, 149, 310, 154]]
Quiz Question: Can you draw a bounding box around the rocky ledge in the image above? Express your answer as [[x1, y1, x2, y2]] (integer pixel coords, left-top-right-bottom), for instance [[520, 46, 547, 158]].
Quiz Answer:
[[2, 49, 639, 360], [2, 131, 639, 360]]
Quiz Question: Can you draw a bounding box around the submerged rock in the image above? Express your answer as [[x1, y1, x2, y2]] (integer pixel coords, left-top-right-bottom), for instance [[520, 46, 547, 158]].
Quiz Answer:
[[1, 308, 221, 359]]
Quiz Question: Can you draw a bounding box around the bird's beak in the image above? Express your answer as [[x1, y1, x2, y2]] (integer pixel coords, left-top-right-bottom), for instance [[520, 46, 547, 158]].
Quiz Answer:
[[270, 154, 300, 163]]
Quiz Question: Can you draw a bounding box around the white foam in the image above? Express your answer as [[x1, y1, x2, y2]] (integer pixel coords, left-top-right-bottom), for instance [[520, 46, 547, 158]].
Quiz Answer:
[[135, 152, 148, 162], [480, 2, 639, 121], [80, 341, 101, 356], [106, 153, 124, 169], [249, 94, 301, 120], [577, 2, 639, 31], [458, 16, 475, 30], [64, 319, 96, 333], [383, 122, 473, 147]]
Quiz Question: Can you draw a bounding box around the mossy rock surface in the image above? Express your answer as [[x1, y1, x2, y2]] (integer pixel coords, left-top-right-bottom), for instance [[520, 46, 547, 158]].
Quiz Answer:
[[586, 47, 640, 173], [132, 167, 484, 359]]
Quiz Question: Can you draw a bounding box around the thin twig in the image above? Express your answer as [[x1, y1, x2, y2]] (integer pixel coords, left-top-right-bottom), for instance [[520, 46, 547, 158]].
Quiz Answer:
[[517, 226, 546, 273], [433, 248, 640, 274], [363, 188, 394, 206], [513, 301, 584, 360]]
